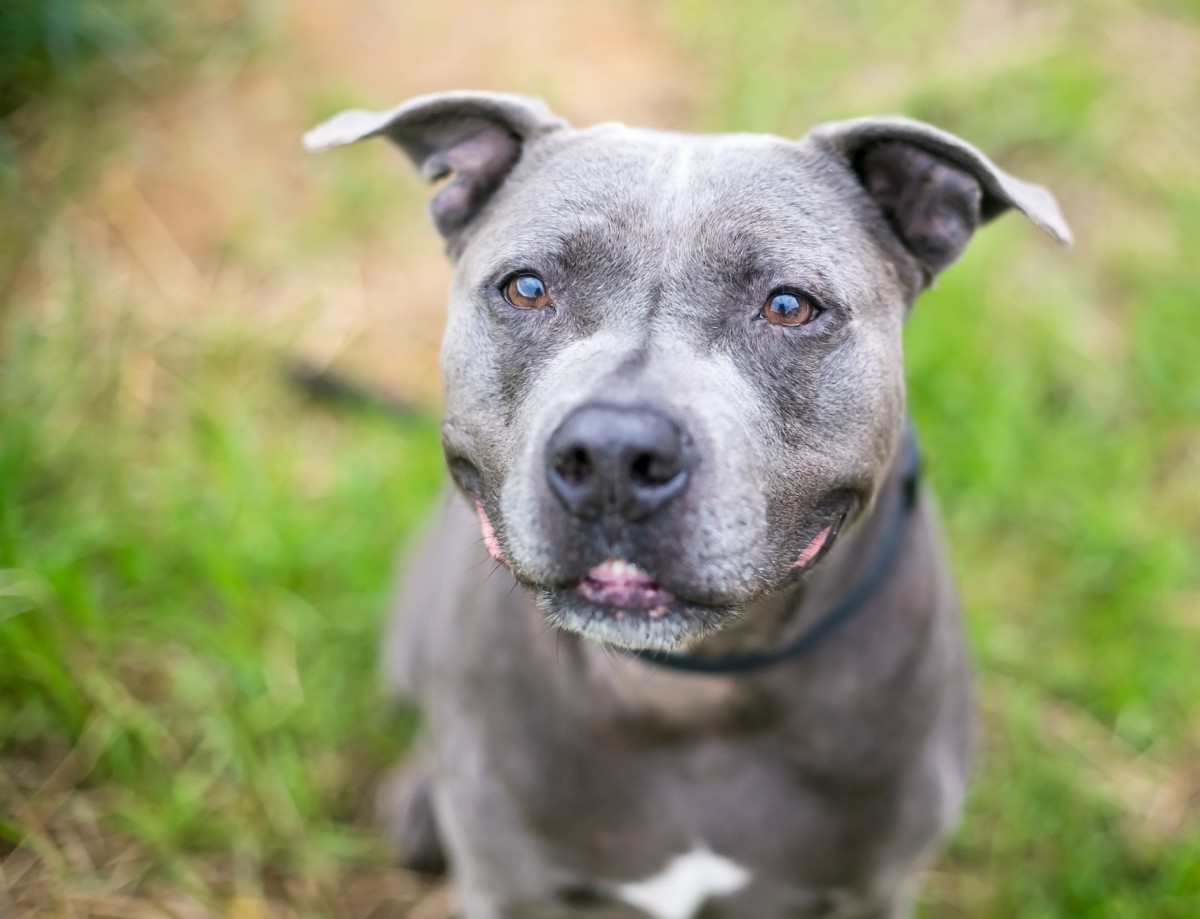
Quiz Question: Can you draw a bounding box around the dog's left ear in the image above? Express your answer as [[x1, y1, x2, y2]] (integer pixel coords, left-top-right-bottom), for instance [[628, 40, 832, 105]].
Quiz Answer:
[[811, 117, 1072, 285], [304, 91, 566, 241]]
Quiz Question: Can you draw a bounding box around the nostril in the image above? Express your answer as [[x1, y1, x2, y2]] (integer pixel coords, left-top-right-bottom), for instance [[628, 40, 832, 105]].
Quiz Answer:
[[555, 446, 593, 485], [631, 440, 686, 487], [631, 452, 651, 482], [630, 451, 677, 487]]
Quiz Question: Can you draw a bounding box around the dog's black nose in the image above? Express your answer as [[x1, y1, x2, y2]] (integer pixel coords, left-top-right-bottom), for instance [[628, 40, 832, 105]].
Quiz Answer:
[[546, 404, 689, 522]]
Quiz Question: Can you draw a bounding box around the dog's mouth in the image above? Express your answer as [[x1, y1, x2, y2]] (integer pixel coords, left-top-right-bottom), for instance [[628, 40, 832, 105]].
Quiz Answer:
[[552, 560, 715, 650], [469, 492, 853, 650], [468, 497, 725, 648], [575, 559, 676, 614]]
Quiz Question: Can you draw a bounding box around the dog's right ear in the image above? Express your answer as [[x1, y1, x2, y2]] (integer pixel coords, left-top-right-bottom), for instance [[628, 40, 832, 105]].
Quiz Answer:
[[304, 91, 566, 241]]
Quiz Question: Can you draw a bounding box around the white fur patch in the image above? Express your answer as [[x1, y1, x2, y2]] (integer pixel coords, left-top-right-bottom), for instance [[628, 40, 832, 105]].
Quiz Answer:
[[668, 146, 694, 197], [616, 845, 751, 919]]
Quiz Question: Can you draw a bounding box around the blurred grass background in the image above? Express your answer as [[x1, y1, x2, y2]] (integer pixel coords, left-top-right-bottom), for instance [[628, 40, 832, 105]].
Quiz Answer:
[[0, 0, 1197, 916]]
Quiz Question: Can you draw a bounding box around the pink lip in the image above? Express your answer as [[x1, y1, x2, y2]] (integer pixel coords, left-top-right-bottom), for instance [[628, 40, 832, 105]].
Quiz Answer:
[[576, 559, 676, 616], [792, 523, 834, 569], [474, 501, 507, 565]]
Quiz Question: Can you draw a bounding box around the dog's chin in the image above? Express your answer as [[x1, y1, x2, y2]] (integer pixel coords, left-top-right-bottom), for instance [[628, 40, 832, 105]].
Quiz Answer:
[[538, 588, 732, 651]]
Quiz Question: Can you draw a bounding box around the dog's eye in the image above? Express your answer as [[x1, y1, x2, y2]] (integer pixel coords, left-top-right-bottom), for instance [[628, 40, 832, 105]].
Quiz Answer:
[[502, 273, 552, 309], [761, 290, 819, 326]]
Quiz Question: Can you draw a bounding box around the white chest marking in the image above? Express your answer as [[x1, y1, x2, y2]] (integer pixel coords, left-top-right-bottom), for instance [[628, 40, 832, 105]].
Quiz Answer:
[[616, 845, 751, 919]]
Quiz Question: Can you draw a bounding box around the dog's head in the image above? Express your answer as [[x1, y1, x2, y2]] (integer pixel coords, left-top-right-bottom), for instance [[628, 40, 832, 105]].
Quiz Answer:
[[307, 92, 1069, 650]]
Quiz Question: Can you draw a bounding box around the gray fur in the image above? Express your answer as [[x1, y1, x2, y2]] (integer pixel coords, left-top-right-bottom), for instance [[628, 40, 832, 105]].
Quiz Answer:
[[307, 92, 1069, 918]]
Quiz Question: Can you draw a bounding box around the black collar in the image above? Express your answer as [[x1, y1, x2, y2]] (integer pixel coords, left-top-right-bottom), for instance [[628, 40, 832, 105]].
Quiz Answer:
[[626, 432, 921, 675]]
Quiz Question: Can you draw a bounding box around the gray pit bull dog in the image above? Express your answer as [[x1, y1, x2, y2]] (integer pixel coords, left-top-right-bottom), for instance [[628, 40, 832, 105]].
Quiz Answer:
[[304, 92, 1070, 919]]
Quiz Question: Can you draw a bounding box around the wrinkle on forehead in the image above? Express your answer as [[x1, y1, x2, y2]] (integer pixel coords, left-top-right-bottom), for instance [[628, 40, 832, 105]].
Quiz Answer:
[[479, 127, 801, 240], [584, 134, 863, 295]]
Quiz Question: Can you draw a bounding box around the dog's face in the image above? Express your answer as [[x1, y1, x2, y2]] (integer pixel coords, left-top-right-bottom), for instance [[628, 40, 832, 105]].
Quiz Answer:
[[307, 93, 1069, 649], [443, 127, 912, 649]]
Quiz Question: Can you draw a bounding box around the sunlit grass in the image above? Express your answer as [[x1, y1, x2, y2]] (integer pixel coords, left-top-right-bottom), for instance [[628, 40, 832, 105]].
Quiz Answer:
[[2, 0, 1198, 916], [0, 288, 442, 908]]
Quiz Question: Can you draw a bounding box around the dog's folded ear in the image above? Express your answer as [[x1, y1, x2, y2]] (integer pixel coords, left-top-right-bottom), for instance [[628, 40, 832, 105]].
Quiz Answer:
[[304, 91, 566, 241], [810, 117, 1071, 284]]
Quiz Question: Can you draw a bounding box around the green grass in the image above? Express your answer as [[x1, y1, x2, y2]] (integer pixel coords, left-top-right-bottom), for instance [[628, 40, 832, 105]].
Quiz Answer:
[[3, 0, 1200, 915], [0, 296, 443, 906]]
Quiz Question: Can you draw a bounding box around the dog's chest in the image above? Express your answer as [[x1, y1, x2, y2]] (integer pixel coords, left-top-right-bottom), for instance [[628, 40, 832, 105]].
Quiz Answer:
[[499, 729, 905, 917]]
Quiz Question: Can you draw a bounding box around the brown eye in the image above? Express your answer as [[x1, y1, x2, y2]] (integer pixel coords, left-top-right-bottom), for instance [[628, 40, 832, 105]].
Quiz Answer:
[[762, 290, 819, 326], [502, 273, 552, 309]]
